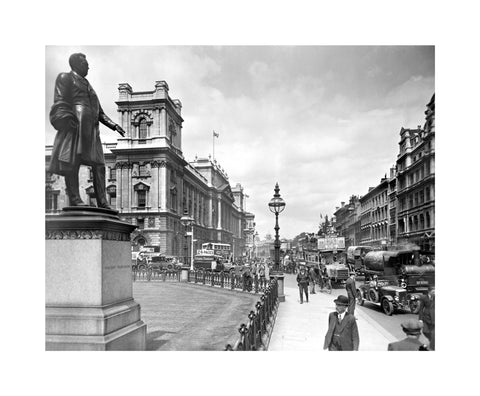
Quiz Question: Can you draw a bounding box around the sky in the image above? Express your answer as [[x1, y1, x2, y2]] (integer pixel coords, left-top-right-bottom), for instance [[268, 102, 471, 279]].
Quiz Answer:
[[45, 45, 434, 240]]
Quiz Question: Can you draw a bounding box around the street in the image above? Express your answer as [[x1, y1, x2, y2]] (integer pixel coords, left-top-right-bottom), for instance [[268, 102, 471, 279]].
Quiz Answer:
[[282, 273, 429, 345]]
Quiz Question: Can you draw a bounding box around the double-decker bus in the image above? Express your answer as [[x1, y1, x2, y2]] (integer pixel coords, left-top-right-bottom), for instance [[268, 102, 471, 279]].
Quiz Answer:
[[201, 242, 232, 260]]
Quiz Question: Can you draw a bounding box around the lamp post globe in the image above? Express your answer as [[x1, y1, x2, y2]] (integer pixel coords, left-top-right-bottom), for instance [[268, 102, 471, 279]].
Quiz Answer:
[[268, 183, 285, 272]]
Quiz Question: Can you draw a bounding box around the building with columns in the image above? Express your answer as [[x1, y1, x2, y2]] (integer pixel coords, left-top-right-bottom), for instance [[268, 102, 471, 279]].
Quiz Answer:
[[330, 94, 435, 254], [46, 80, 253, 259], [395, 94, 435, 253]]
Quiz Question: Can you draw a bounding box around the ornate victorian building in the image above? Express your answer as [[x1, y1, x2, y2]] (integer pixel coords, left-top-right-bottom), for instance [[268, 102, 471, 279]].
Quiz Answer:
[[395, 94, 435, 253], [331, 94, 435, 254], [46, 81, 253, 259]]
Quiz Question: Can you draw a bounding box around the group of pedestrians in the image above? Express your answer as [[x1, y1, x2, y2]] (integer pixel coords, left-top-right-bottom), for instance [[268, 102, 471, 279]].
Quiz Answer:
[[296, 268, 435, 351]]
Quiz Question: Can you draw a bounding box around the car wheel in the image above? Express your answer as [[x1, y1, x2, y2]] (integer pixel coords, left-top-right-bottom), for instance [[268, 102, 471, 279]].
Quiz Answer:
[[166, 264, 174, 270], [356, 289, 364, 306], [409, 299, 420, 314], [368, 288, 379, 303], [382, 298, 394, 316]]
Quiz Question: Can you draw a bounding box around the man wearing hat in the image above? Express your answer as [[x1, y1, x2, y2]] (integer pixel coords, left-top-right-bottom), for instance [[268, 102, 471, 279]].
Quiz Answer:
[[296, 266, 310, 304], [387, 319, 428, 351], [324, 295, 359, 351], [345, 272, 357, 317]]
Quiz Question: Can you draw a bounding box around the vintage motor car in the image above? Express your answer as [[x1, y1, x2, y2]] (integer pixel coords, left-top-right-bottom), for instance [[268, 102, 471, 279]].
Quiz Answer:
[[356, 277, 409, 316], [356, 248, 435, 315]]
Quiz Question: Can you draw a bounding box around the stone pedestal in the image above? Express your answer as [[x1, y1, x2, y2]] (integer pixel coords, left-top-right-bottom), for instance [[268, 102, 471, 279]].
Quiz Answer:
[[271, 272, 286, 302], [45, 207, 147, 350], [180, 267, 190, 282]]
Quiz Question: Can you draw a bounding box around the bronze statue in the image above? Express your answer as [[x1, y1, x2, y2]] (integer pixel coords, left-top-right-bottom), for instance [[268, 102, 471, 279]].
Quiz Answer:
[[48, 53, 125, 209]]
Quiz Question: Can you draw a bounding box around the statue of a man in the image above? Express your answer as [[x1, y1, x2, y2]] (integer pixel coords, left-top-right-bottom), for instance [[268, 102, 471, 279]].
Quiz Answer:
[[48, 53, 125, 209]]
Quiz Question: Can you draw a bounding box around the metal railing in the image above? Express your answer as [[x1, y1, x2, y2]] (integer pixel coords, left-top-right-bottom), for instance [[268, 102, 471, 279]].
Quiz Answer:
[[132, 267, 271, 295], [186, 269, 270, 294], [132, 268, 181, 282], [225, 278, 279, 351]]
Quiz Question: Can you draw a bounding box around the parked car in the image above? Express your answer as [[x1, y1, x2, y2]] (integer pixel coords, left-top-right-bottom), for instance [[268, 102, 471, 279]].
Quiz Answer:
[[356, 277, 409, 315], [356, 248, 435, 315]]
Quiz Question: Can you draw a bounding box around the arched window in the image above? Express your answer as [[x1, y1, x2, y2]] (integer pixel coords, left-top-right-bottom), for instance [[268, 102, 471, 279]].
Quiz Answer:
[[139, 118, 148, 139]]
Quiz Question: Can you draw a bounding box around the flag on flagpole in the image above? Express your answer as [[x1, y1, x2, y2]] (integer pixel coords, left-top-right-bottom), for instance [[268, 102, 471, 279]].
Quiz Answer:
[[213, 130, 219, 138]]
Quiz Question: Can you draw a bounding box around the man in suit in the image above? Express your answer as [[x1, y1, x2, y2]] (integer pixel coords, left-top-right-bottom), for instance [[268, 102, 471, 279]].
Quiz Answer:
[[49, 53, 125, 209], [388, 319, 428, 351], [345, 272, 357, 317], [324, 295, 359, 351], [309, 265, 317, 294], [296, 267, 310, 304], [418, 286, 435, 350]]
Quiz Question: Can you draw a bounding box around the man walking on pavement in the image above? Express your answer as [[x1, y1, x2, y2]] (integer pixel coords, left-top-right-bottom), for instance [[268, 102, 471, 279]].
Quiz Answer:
[[324, 295, 359, 351], [345, 272, 357, 317], [387, 319, 429, 351], [309, 265, 317, 294], [296, 267, 310, 304], [418, 286, 435, 350]]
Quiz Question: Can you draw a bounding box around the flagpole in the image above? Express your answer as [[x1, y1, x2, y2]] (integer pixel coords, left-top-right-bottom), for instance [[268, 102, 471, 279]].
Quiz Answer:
[[213, 130, 215, 160]]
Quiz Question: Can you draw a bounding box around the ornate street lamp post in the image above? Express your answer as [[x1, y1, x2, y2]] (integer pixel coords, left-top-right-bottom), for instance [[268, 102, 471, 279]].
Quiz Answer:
[[268, 183, 286, 302], [180, 213, 195, 271], [268, 182, 286, 272]]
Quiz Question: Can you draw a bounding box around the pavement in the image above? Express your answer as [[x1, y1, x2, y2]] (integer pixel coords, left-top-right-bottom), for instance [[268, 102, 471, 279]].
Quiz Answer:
[[268, 277, 398, 351]]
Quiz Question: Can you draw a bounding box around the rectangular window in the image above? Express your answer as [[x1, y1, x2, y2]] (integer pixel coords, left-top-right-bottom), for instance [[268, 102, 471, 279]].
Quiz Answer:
[[137, 218, 145, 229], [138, 190, 146, 208], [426, 161, 431, 175], [426, 187, 431, 201], [109, 193, 116, 207], [109, 167, 116, 180]]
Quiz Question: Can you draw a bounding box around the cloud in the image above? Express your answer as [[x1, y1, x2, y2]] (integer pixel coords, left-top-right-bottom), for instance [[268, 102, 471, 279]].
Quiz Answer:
[[45, 46, 434, 239]]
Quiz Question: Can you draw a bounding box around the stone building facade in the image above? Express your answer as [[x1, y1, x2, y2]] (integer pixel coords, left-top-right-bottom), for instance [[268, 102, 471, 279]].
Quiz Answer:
[[395, 94, 435, 253], [46, 80, 253, 259], [359, 178, 390, 247], [333, 195, 361, 247], [332, 94, 435, 254]]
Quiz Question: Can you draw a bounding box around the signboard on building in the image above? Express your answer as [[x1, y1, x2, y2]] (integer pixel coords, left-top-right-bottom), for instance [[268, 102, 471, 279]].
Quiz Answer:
[[281, 241, 291, 250], [317, 237, 345, 251]]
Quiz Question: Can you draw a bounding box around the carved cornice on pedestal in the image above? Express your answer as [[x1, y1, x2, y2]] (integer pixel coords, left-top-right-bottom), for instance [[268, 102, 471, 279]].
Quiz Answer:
[[46, 230, 131, 241]]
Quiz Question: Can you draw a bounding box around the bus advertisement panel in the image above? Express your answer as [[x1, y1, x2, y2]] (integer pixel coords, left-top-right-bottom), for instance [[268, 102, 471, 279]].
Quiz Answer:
[[317, 237, 345, 251], [201, 243, 232, 260]]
